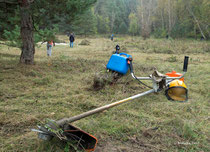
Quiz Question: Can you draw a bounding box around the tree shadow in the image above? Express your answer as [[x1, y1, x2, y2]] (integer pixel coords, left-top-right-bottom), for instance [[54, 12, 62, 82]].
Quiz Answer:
[[0, 53, 19, 58]]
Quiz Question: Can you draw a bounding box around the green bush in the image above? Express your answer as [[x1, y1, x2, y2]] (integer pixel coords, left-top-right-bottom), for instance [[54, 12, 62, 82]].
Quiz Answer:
[[154, 28, 167, 38], [2, 24, 58, 47], [38, 25, 59, 42], [3, 25, 22, 48]]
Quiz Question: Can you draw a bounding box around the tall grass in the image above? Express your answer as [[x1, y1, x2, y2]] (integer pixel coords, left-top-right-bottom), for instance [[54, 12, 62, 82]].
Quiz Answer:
[[0, 36, 209, 152]]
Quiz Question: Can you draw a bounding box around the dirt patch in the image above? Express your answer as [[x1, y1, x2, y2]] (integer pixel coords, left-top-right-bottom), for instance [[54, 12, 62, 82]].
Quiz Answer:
[[94, 137, 155, 152], [93, 72, 122, 90], [94, 128, 174, 152]]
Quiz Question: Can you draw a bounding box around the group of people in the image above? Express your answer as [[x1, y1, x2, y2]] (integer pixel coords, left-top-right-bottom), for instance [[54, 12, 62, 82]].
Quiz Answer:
[[46, 33, 115, 57], [46, 32, 75, 57]]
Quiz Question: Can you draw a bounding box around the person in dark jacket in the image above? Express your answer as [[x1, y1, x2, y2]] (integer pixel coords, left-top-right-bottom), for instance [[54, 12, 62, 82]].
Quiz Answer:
[[111, 34, 114, 41], [69, 33, 75, 48]]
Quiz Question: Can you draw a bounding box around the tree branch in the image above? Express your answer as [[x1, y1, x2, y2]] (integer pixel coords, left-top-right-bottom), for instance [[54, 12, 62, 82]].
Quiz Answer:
[[32, 16, 43, 36], [0, 0, 19, 5]]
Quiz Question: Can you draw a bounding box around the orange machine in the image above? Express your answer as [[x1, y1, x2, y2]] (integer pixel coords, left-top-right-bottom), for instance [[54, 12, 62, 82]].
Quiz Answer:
[[165, 71, 184, 81]]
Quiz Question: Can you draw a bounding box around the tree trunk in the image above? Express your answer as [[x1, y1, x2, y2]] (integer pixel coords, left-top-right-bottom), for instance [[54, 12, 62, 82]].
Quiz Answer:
[[186, 6, 206, 40], [19, 1, 35, 64], [161, 9, 165, 29], [140, 0, 146, 39], [110, 11, 115, 33], [168, 0, 172, 36], [205, 25, 210, 38]]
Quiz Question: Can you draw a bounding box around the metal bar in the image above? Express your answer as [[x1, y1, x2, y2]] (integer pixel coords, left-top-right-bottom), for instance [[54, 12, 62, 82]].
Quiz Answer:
[[136, 77, 152, 80], [132, 72, 186, 80], [31, 129, 45, 134], [56, 89, 155, 126]]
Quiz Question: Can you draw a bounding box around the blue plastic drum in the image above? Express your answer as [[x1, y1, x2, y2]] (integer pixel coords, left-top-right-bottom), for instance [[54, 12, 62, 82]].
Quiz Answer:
[[106, 53, 131, 74]]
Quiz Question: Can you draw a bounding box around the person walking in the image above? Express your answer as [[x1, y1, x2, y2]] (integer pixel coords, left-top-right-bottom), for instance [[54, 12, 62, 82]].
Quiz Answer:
[[69, 33, 75, 48], [47, 40, 55, 56], [111, 34, 114, 41]]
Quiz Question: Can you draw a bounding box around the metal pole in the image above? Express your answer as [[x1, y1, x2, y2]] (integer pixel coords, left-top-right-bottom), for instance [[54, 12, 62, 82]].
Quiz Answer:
[[131, 73, 186, 80], [56, 89, 155, 126]]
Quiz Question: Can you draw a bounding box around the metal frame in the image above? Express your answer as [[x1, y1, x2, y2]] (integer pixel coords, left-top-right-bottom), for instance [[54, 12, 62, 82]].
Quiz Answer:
[[131, 72, 186, 92], [131, 72, 186, 81]]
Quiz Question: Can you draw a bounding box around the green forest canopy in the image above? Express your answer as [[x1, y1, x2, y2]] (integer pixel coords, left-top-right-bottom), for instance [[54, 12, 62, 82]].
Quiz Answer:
[[0, 0, 210, 38], [0, 0, 209, 64], [1, 0, 209, 40]]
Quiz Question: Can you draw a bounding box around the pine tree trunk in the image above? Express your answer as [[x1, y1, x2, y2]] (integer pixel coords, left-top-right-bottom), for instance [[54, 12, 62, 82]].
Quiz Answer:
[[19, 1, 35, 64]]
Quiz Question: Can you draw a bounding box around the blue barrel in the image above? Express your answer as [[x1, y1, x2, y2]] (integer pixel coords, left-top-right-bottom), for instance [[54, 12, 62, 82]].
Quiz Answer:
[[106, 53, 131, 74]]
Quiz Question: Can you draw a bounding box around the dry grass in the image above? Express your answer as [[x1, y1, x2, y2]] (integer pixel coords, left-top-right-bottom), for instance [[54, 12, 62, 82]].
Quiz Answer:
[[0, 36, 209, 152]]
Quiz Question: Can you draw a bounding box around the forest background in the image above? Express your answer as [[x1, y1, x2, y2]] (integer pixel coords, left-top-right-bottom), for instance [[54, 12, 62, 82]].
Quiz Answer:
[[1, 0, 210, 41]]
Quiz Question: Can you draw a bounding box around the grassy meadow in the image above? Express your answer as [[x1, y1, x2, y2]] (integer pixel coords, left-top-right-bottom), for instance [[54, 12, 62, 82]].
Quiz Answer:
[[0, 35, 210, 152]]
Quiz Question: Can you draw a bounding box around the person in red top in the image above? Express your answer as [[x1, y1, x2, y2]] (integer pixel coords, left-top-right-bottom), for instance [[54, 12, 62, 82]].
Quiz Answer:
[[47, 40, 55, 56]]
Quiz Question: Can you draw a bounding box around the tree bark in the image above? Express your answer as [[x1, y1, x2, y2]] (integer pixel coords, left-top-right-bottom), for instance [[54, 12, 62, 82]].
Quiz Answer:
[[19, 0, 35, 64]]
